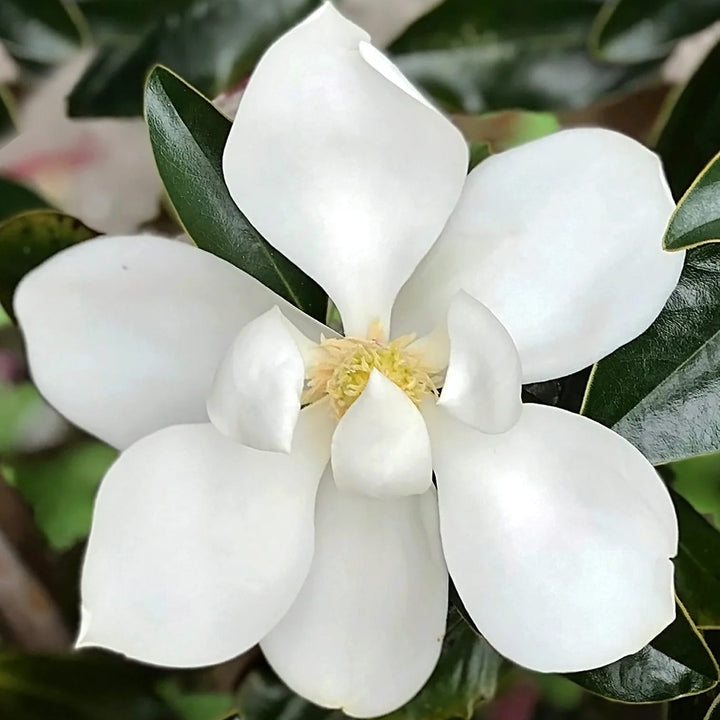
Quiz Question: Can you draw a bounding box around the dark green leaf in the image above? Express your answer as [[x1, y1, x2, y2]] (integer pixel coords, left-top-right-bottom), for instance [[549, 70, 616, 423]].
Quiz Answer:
[[665, 149, 720, 250], [0, 0, 86, 65], [568, 600, 719, 701], [69, 0, 318, 117], [378, 609, 501, 720], [389, 0, 657, 113], [0, 653, 175, 720], [672, 488, 720, 629], [0, 86, 16, 135], [75, 0, 195, 41], [3, 441, 117, 550], [582, 245, 720, 464], [673, 453, 720, 526], [705, 694, 720, 719], [0, 210, 97, 320], [591, 0, 720, 64], [656, 38, 720, 198], [144, 66, 326, 319], [0, 177, 49, 224]]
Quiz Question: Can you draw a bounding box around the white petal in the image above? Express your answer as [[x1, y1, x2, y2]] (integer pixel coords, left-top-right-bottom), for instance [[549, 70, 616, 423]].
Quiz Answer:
[[15, 235, 328, 449], [394, 129, 684, 382], [223, 3, 468, 337], [438, 291, 521, 433], [261, 469, 448, 718], [331, 369, 432, 497], [425, 402, 677, 673], [206, 307, 308, 452], [78, 402, 335, 668]]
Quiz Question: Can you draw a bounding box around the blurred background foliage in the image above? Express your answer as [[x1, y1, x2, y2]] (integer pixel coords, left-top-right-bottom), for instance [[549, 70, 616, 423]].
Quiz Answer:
[[2, 0, 720, 718]]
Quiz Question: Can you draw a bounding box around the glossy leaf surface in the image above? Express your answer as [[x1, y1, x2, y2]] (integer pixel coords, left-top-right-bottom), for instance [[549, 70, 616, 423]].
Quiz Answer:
[[665, 150, 720, 250], [0, 210, 97, 320], [672, 489, 720, 629], [144, 66, 326, 319], [582, 246, 720, 465], [69, 0, 318, 117], [592, 0, 720, 63], [568, 601, 718, 701]]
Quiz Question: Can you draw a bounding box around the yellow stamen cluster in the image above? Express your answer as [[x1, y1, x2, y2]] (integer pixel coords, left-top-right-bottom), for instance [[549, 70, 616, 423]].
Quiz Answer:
[[304, 335, 438, 417]]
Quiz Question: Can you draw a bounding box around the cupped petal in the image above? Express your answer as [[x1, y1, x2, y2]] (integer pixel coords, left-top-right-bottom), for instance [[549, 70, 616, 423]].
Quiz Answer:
[[223, 3, 468, 337], [78, 401, 335, 668], [261, 469, 448, 718], [394, 129, 684, 382], [331, 369, 432, 497], [15, 234, 329, 449], [438, 291, 522, 433], [206, 306, 309, 452], [425, 402, 677, 673]]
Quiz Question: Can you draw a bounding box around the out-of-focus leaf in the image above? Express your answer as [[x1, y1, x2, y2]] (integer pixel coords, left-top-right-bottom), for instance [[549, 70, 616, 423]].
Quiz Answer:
[[455, 110, 560, 152], [672, 488, 720, 629], [567, 601, 719, 701], [0, 0, 86, 65], [0, 86, 16, 135], [75, 0, 195, 40], [238, 670, 342, 720], [656, 38, 720, 198], [69, 0, 318, 117], [389, 0, 657, 113], [468, 141, 491, 170], [4, 441, 116, 550], [144, 66, 326, 319], [0, 383, 62, 454], [0, 210, 97, 320], [0, 177, 50, 224], [665, 149, 720, 250], [673, 452, 720, 526], [0, 653, 175, 720], [582, 245, 720, 465], [159, 680, 236, 720], [238, 609, 500, 720], [591, 0, 720, 64]]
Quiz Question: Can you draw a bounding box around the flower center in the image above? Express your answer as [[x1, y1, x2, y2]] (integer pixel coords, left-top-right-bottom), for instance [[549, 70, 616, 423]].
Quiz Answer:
[[304, 334, 439, 417]]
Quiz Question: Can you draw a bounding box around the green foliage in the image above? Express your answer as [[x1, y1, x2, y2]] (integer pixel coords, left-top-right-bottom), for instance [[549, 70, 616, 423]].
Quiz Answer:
[[0, 383, 60, 454], [568, 601, 719, 701], [673, 453, 720, 526], [4, 441, 117, 550], [0, 210, 97, 320], [158, 681, 236, 720], [144, 66, 326, 319], [656, 38, 720, 198], [591, 0, 720, 63], [0, 0, 86, 65], [672, 489, 720, 629], [582, 245, 720, 465], [0, 653, 175, 720], [68, 0, 319, 117], [0, 178, 50, 224], [665, 150, 720, 250], [389, 0, 657, 113]]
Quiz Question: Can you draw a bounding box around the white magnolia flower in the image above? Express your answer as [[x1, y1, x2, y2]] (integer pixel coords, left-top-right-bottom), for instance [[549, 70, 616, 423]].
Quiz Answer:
[[16, 4, 684, 717]]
